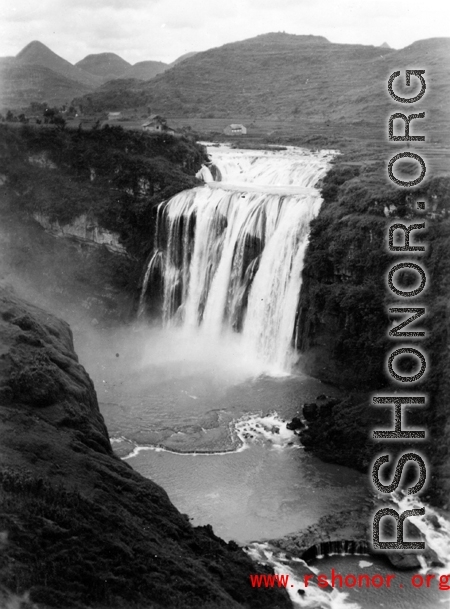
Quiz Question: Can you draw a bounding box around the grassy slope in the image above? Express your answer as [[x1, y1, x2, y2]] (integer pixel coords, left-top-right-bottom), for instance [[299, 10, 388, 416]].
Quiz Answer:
[[0, 64, 92, 108], [75, 53, 132, 80], [73, 34, 450, 138], [123, 61, 168, 81]]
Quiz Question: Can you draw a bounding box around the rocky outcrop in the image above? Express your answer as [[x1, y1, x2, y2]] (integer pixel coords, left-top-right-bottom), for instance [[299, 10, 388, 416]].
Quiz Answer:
[[0, 288, 290, 609], [0, 191, 137, 326], [268, 505, 442, 572], [28, 152, 57, 170], [286, 416, 304, 431], [299, 395, 375, 472], [268, 507, 372, 562], [33, 212, 127, 255]]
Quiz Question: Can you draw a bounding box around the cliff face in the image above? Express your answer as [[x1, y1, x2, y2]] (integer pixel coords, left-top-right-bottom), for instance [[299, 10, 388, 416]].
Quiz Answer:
[[0, 124, 206, 262], [0, 123, 208, 323], [296, 162, 392, 388], [297, 158, 450, 507], [0, 288, 290, 609], [32, 212, 127, 255]]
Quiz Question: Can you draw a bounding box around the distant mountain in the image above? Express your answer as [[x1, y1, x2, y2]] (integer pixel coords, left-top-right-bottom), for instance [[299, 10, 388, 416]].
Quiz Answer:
[[75, 53, 132, 80], [0, 63, 91, 108], [123, 60, 168, 81], [16, 41, 102, 88], [1, 40, 177, 108], [1, 41, 106, 108], [72, 32, 450, 129], [170, 52, 197, 66]]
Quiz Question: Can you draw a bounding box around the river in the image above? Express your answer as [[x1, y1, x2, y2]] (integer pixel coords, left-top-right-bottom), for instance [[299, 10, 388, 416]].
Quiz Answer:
[[76, 144, 449, 609]]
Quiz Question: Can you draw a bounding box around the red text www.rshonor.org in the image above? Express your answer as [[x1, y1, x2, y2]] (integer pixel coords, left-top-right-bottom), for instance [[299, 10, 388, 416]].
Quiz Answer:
[[249, 570, 450, 590]]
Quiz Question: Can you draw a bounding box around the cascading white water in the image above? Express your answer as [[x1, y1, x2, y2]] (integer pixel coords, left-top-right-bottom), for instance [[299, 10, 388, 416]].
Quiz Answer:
[[246, 543, 360, 609], [392, 494, 450, 573], [141, 144, 335, 373]]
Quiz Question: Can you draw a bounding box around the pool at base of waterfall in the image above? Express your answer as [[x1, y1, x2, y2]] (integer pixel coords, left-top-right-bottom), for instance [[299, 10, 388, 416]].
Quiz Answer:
[[75, 322, 450, 609], [78, 322, 367, 544]]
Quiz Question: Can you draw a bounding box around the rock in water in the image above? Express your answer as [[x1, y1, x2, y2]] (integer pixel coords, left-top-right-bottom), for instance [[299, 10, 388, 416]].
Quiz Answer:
[[303, 403, 318, 421], [286, 416, 305, 431]]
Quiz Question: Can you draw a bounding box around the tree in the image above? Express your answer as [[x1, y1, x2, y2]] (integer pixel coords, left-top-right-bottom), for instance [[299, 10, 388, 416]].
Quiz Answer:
[[30, 102, 47, 113], [53, 115, 66, 130], [44, 108, 57, 121]]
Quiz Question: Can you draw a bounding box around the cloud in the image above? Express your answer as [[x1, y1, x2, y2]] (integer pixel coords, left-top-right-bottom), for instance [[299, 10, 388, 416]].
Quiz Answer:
[[0, 0, 448, 65]]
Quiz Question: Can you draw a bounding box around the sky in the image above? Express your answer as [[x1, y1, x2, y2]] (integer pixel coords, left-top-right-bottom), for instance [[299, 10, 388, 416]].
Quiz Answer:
[[1, 0, 449, 65]]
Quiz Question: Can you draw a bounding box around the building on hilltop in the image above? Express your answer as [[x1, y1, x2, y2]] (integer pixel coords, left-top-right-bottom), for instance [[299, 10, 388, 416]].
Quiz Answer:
[[224, 124, 247, 136], [142, 114, 175, 135]]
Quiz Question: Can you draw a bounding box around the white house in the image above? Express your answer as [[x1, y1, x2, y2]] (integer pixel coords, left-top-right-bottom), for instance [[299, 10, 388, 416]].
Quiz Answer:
[[223, 124, 247, 136]]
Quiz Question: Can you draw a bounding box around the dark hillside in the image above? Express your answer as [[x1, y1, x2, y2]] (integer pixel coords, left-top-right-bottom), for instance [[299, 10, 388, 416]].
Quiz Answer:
[[0, 63, 92, 108], [0, 289, 291, 609], [297, 149, 450, 508], [0, 124, 206, 260]]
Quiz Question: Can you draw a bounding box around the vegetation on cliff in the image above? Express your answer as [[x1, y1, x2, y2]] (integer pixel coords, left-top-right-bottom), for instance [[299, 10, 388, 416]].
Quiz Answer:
[[297, 151, 450, 507], [0, 124, 206, 259], [0, 123, 207, 319], [0, 289, 291, 609]]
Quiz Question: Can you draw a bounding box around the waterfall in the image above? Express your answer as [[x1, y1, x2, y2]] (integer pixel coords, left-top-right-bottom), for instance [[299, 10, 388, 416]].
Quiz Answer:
[[137, 251, 162, 318], [141, 144, 334, 373], [302, 541, 370, 563]]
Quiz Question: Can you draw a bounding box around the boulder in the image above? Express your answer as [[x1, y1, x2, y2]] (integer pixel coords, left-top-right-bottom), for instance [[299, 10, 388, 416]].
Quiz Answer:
[[286, 416, 305, 431], [303, 403, 318, 421], [385, 552, 422, 570], [423, 546, 445, 568]]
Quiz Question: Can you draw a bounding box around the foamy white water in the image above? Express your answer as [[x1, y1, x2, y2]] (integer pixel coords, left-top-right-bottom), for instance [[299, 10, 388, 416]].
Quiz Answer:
[[141, 144, 334, 373], [246, 543, 361, 608], [393, 494, 450, 573]]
